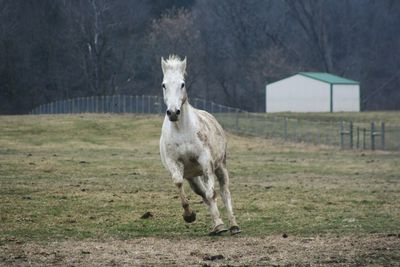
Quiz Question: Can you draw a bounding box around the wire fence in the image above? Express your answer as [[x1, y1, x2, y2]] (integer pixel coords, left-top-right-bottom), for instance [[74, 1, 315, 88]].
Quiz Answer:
[[30, 95, 400, 151]]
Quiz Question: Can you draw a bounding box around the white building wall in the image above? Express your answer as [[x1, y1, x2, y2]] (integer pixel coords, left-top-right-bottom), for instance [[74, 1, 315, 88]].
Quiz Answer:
[[332, 84, 360, 112], [266, 74, 330, 112]]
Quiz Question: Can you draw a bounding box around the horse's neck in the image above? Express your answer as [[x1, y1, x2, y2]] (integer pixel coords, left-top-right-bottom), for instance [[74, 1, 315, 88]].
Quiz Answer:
[[171, 102, 196, 132]]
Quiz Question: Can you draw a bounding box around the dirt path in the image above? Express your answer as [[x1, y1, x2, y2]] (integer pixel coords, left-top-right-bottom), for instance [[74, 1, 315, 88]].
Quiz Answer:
[[1, 235, 399, 266]]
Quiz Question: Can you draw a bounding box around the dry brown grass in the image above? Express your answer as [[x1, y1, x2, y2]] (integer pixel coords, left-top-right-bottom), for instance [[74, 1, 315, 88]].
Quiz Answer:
[[2, 235, 399, 266]]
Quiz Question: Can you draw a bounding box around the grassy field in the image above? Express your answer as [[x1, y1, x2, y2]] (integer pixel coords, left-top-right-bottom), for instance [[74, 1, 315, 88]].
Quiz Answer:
[[0, 114, 399, 266]]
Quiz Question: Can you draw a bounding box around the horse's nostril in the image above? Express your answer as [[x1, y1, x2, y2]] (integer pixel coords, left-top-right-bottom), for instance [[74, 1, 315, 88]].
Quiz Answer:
[[166, 110, 172, 116], [176, 109, 181, 115]]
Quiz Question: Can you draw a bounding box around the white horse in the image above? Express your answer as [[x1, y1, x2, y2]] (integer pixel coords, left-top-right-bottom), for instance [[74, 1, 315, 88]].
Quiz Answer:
[[159, 55, 241, 235]]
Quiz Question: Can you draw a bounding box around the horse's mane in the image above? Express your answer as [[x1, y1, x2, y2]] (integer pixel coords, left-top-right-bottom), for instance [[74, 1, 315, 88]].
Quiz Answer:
[[166, 54, 182, 63], [164, 54, 186, 74]]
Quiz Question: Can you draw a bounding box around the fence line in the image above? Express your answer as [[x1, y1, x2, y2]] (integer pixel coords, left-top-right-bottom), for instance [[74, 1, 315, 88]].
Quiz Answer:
[[30, 95, 400, 151]]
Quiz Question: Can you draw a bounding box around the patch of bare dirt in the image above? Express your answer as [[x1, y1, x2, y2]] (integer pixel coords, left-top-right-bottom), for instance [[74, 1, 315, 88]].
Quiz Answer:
[[1, 235, 399, 266]]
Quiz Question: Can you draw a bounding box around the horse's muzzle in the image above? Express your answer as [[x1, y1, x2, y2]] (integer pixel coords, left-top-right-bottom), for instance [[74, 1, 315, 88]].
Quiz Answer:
[[166, 109, 180, 122]]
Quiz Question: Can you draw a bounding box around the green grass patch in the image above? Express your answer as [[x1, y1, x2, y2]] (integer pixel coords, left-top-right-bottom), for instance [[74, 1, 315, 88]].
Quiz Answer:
[[0, 114, 399, 242]]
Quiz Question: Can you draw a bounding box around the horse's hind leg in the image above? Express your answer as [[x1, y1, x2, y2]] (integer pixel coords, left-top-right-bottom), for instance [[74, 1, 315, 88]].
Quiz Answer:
[[188, 176, 207, 199], [191, 177, 227, 236], [204, 187, 227, 235], [215, 165, 241, 235], [189, 176, 227, 235]]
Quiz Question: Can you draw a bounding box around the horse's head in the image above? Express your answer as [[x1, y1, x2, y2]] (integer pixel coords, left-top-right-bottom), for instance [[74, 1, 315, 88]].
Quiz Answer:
[[161, 55, 187, 122]]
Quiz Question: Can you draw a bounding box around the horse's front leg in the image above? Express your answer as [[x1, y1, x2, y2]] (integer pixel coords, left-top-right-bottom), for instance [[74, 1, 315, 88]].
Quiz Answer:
[[167, 160, 196, 223], [177, 182, 196, 223]]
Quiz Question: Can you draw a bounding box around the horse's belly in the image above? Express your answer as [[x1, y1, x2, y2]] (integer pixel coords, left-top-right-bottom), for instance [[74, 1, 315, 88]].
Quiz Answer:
[[183, 159, 203, 178]]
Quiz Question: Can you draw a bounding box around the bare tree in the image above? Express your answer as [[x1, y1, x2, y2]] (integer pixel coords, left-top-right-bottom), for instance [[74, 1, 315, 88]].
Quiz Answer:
[[147, 8, 203, 97], [0, 0, 399, 113]]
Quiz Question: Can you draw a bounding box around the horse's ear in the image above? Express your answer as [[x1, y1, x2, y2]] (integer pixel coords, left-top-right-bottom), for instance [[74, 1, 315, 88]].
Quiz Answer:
[[161, 57, 167, 74], [181, 57, 187, 74]]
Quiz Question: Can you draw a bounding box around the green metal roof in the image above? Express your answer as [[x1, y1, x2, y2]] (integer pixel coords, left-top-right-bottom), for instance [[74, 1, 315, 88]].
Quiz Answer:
[[298, 72, 359, 84]]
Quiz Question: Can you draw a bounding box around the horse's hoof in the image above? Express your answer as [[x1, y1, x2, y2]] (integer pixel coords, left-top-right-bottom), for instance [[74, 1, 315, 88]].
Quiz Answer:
[[230, 226, 241, 235], [183, 210, 196, 223], [208, 224, 228, 236]]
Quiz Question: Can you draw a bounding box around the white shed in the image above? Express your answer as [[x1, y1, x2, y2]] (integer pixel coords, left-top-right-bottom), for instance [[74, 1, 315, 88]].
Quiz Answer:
[[265, 72, 360, 112]]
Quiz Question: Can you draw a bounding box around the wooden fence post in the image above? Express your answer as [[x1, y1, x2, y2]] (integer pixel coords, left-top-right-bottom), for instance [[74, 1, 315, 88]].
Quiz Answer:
[[381, 122, 385, 150], [340, 121, 344, 149], [356, 126, 360, 149], [363, 128, 366, 149], [349, 121, 353, 149], [284, 117, 288, 141], [371, 122, 375, 150]]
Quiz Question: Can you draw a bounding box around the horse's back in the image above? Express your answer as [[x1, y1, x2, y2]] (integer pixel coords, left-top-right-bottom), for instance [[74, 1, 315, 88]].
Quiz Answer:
[[196, 109, 225, 139], [194, 108, 227, 165]]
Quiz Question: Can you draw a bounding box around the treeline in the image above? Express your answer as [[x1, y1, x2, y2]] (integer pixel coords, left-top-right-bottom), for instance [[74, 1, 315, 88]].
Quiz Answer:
[[0, 0, 399, 114]]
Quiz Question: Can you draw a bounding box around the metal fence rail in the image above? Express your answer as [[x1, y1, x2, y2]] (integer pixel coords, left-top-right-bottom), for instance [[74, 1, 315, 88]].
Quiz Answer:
[[30, 95, 400, 151]]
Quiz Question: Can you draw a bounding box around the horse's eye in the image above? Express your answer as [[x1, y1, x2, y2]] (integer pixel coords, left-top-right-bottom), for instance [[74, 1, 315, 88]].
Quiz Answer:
[[162, 83, 166, 89], [181, 83, 185, 89]]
